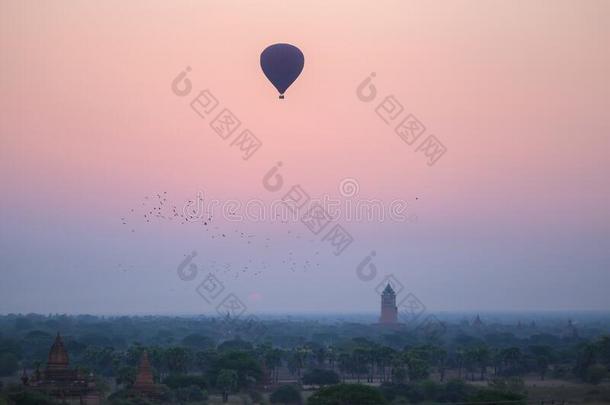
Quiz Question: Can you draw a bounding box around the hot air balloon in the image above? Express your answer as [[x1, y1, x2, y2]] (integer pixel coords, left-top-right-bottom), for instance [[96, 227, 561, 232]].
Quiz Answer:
[[260, 43, 304, 99]]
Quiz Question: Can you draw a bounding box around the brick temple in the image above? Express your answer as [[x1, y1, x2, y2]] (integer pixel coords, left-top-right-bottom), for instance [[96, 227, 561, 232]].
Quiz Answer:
[[133, 351, 157, 394], [379, 283, 398, 324], [22, 332, 100, 404]]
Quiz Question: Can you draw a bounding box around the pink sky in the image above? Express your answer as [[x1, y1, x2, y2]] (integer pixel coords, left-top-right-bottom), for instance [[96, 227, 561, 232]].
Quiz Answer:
[[1, 1, 609, 314]]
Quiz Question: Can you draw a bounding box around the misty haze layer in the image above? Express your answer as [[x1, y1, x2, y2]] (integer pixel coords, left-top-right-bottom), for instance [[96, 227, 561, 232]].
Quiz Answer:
[[0, 0, 609, 314]]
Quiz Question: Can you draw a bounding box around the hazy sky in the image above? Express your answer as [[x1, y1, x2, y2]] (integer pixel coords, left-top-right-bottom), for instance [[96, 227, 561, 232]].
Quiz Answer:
[[1, 0, 609, 315]]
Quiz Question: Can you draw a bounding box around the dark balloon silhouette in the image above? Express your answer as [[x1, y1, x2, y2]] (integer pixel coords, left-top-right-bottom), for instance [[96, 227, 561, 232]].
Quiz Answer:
[[260, 43, 304, 99]]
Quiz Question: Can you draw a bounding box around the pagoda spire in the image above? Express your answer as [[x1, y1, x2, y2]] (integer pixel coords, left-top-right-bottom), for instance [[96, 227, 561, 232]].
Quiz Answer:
[[21, 368, 29, 385], [47, 331, 69, 371], [133, 351, 156, 393]]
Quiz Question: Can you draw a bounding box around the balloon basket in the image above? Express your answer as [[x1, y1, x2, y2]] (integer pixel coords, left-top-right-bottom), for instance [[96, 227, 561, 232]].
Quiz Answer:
[[279, 94, 284, 99]]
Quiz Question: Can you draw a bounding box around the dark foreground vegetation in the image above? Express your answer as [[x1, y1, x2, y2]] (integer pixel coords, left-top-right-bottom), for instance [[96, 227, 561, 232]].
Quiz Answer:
[[0, 313, 609, 404]]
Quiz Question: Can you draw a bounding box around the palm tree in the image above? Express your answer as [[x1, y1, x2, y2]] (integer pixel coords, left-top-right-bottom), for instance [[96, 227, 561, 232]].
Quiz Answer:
[[337, 352, 351, 382], [314, 346, 327, 368], [264, 348, 282, 384], [474, 345, 490, 381], [376, 346, 395, 382], [529, 345, 553, 380], [405, 352, 430, 382], [430, 346, 448, 382], [455, 348, 465, 380], [352, 348, 369, 383], [463, 348, 478, 381], [490, 348, 502, 376], [591, 335, 610, 380], [326, 346, 337, 372], [217, 369, 238, 403], [391, 357, 407, 384], [574, 342, 597, 379], [365, 347, 376, 383], [195, 348, 218, 376], [501, 347, 522, 376], [164, 346, 191, 375], [287, 348, 306, 380]]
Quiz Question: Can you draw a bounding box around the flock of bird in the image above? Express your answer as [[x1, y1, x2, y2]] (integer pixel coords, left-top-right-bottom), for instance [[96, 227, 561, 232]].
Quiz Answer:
[[119, 192, 325, 278]]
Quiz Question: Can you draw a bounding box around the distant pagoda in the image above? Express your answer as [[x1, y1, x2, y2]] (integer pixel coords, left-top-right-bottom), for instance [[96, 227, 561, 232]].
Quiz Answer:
[[24, 332, 100, 404], [379, 283, 398, 324], [473, 314, 483, 327], [563, 319, 579, 338], [47, 332, 70, 376], [130, 351, 166, 400], [133, 351, 156, 393]]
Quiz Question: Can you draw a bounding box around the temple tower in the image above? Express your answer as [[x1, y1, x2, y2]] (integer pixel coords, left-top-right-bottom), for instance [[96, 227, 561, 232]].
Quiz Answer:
[[46, 332, 71, 380], [26, 332, 100, 404], [133, 351, 156, 394], [379, 283, 398, 324]]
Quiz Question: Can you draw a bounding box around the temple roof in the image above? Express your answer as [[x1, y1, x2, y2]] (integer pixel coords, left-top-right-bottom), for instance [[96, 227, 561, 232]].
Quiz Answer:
[[133, 351, 155, 391], [473, 314, 483, 326], [382, 283, 395, 295], [47, 332, 69, 371]]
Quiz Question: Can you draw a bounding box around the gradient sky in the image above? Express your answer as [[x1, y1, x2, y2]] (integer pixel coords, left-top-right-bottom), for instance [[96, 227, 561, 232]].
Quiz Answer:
[[1, 0, 609, 315]]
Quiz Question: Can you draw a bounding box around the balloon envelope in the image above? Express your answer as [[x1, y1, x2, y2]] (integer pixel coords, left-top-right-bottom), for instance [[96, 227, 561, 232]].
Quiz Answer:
[[260, 43, 304, 98]]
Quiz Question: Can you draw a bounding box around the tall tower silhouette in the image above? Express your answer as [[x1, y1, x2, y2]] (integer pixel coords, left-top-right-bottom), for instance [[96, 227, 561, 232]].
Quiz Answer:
[[379, 283, 398, 324]]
